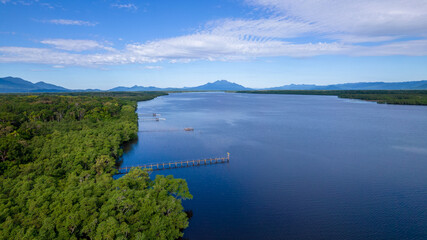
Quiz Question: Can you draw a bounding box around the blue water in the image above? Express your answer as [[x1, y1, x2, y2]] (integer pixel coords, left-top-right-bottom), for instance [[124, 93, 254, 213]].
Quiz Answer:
[[122, 92, 427, 239]]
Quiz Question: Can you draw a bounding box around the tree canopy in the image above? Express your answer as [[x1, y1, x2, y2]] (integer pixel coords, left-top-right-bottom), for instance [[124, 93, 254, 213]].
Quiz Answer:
[[0, 92, 192, 239]]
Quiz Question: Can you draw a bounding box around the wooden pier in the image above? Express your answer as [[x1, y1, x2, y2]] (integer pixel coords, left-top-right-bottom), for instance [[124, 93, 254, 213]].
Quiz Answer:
[[138, 113, 161, 117], [140, 117, 166, 122], [118, 153, 230, 174], [140, 127, 195, 133]]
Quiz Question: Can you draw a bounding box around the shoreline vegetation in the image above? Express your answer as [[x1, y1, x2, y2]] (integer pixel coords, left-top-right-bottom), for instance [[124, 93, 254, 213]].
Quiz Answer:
[[237, 90, 427, 106], [0, 92, 193, 239]]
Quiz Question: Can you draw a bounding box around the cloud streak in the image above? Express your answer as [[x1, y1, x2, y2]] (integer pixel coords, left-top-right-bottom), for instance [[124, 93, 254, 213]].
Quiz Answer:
[[247, 0, 427, 41], [40, 39, 114, 52], [111, 3, 137, 10], [45, 19, 97, 26], [144, 66, 163, 70]]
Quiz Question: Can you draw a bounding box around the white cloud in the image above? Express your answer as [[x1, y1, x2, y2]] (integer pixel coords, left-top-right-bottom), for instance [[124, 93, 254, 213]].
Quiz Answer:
[[2, 0, 55, 8], [2, 37, 427, 66], [1, 0, 427, 66], [353, 40, 427, 57], [393, 146, 427, 155], [0, 47, 129, 65], [1, 0, 35, 5], [125, 34, 346, 61], [144, 66, 163, 70], [46, 19, 97, 26], [206, 17, 318, 39], [111, 3, 137, 10], [327, 35, 398, 44], [40, 39, 114, 52], [247, 0, 427, 40]]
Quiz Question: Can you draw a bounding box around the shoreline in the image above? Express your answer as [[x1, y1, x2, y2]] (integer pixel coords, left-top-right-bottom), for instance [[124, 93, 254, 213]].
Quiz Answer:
[[237, 90, 427, 106]]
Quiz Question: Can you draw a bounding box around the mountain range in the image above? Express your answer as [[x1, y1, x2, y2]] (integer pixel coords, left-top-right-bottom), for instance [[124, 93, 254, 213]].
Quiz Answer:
[[0, 76, 69, 93], [1, 76, 427, 93], [109, 80, 251, 92], [268, 81, 427, 90]]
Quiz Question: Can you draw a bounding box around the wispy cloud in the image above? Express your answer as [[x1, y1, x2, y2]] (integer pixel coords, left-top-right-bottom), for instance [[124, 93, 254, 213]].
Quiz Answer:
[[40, 39, 114, 52], [111, 3, 137, 10], [45, 19, 97, 26], [246, 0, 427, 42], [2, 0, 54, 8], [144, 65, 163, 70], [393, 146, 427, 155], [0, 31, 16, 35]]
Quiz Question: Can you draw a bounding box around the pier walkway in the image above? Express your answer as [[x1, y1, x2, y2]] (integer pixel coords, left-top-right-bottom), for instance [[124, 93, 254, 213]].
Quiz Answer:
[[118, 153, 230, 174]]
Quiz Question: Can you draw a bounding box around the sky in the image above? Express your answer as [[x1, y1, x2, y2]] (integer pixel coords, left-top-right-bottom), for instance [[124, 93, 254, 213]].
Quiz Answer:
[[1, 0, 427, 90]]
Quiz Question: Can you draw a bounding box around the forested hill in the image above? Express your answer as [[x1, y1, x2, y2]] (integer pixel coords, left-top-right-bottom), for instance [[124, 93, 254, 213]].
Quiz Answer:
[[0, 77, 69, 93], [0, 92, 193, 239]]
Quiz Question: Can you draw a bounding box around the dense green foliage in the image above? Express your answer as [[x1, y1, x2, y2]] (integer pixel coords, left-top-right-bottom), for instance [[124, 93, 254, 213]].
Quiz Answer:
[[238, 90, 427, 105], [0, 92, 193, 239]]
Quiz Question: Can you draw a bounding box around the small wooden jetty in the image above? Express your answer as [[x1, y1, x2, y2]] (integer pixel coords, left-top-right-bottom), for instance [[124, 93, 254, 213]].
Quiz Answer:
[[118, 153, 230, 174], [140, 127, 195, 132], [139, 113, 165, 122], [140, 117, 166, 122], [138, 113, 161, 117]]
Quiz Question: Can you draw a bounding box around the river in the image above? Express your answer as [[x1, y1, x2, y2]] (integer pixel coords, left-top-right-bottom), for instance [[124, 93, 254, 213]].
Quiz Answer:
[[121, 92, 427, 239]]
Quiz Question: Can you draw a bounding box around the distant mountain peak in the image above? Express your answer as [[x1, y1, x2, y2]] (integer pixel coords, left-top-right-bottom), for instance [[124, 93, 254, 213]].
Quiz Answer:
[[109, 79, 251, 91], [190, 80, 250, 91], [214, 80, 229, 83]]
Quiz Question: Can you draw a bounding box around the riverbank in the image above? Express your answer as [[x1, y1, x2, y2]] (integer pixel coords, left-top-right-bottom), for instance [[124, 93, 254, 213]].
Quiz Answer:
[[237, 90, 427, 105]]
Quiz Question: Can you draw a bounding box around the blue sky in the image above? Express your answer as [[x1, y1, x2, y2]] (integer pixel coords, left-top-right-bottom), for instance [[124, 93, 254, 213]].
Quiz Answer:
[[1, 0, 427, 89]]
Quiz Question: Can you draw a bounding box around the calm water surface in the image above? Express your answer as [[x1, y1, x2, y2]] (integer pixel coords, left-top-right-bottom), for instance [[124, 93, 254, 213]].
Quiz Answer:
[[122, 92, 427, 240]]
